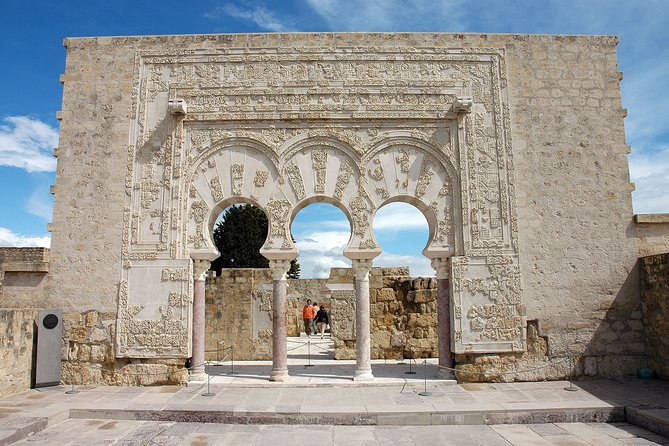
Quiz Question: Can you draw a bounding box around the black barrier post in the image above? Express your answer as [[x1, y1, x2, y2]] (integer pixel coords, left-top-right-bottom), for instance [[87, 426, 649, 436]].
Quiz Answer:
[[405, 348, 416, 375], [65, 382, 78, 394], [305, 339, 314, 367], [202, 372, 215, 397], [418, 360, 431, 396]]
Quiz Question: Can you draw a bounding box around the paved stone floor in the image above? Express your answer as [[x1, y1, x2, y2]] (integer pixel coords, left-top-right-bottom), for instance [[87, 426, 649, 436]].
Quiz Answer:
[[9, 419, 669, 445], [1, 338, 668, 445]]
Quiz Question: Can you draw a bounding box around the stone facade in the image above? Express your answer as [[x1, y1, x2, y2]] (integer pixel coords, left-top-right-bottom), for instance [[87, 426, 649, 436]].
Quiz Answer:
[[640, 253, 669, 379], [46, 32, 648, 383]]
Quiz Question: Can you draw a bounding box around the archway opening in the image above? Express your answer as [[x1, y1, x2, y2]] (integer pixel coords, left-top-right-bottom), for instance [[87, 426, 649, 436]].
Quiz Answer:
[[291, 202, 350, 279], [371, 201, 436, 360], [372, 202, 432, 277]]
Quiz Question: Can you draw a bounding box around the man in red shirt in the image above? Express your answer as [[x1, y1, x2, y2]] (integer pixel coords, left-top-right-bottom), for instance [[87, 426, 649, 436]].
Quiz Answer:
[[302, 298, 315, 336]]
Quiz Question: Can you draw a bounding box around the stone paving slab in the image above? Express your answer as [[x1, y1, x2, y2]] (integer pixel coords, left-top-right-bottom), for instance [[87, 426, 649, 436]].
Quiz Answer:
[[0, 378, 668, 444]]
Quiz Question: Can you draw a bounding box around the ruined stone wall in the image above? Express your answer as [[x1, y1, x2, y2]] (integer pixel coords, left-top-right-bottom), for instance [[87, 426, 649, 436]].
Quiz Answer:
[[0, 248, 49, 309], [640, 253, 669, 379], [205, 267, 438, 361], [0, 309, 39, 398], [636, 214, 669, 257]]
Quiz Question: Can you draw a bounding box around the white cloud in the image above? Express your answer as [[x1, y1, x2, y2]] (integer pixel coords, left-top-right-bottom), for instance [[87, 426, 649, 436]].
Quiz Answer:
[[629, 146, 669, 214], [373, 202, 428, 232], [0, 116, 58, 172], [0, 227, 50, 248], [304, 0, 466, 31], [205, 3, 296, 32], [26, 186, 53, 221]]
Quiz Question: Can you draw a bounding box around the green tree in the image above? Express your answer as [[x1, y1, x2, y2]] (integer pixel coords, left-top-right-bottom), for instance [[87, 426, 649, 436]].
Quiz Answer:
[[210, 204, 300, 278]]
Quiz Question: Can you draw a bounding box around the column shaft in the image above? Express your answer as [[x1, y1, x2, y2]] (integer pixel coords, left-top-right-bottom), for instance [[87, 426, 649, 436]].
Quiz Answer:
[[437, 277, 454, 377], [353, 261, 374, 381], [270, 277, 289, 381], [190, 262, 208, 382]]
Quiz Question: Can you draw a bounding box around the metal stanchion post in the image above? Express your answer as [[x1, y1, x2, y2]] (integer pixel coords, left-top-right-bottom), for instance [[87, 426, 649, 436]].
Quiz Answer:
[[202, 372, 215, 397], [305, 339, 314, 367], [564, 379, 578, 392], [228, 345, 238, 375], [405, 348, 416, 375], [418, 360, 432, 396], [65, 382, 78, 394]]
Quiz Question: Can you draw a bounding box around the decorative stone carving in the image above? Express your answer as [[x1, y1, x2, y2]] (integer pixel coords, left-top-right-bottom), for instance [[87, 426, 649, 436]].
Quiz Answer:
[[115, 40, 521, 362], [231, 164, 244, 195], [312, 148, 327, 193], [451, 256, 525, 353]]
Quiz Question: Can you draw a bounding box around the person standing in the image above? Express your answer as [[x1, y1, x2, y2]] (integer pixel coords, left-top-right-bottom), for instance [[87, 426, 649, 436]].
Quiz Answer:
[[314, 304, 329, 339], [302, 299, 315, 336]]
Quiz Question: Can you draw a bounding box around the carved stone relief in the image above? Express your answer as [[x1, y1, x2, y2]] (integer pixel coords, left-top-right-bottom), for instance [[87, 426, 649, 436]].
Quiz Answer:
[[450, 256, 525, 353], [118, 43, 521, 358]]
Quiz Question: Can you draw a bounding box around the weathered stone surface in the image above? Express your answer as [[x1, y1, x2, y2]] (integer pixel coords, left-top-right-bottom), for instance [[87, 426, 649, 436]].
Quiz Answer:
[[0, 309, 39, 398], [640, 253, 669, 379]]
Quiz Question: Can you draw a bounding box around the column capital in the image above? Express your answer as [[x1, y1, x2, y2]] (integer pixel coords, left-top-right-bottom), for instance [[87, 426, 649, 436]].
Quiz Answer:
[[431, 257, 451, 280], [192, 259, 210, 281], [269, 259, 291, 281], [351, 258, 372, 281]]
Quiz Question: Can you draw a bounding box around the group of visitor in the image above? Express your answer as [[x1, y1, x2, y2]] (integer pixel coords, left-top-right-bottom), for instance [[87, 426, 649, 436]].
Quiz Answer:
[[302, 298, 329, 338]]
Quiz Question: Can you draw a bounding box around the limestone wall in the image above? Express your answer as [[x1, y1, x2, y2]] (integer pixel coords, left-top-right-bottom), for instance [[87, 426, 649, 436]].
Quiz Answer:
[[52, 32, 643, 382], [639, 253, 669, 379], [636, 214, 669, 257], [0, 248, 49, 308], [508, 35, 643, 376], [0, 309, 39, 398]]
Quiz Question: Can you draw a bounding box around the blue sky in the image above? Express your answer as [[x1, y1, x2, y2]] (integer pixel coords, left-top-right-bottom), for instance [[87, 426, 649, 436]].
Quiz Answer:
[[1, 1, 668, 277]]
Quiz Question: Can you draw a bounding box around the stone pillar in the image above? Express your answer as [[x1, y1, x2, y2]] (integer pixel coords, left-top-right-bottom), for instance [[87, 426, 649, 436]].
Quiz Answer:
[[190, 259, 210, 382], [269, 259, 290, 382], [432, 258, 454, 379], [352, 259, 374, 381]]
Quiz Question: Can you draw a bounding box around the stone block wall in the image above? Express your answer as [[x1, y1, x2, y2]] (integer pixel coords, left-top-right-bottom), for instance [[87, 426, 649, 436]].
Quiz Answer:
[[60, 310, 188, 386], [0, 309, 39, 398], [636, 214, 669, 257], [0, 248, 49, 309], [640, 253, 669, 379]]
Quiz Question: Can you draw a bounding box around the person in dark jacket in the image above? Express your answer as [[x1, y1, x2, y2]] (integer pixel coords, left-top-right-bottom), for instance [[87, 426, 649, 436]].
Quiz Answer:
[[314, 304, 330, 339]]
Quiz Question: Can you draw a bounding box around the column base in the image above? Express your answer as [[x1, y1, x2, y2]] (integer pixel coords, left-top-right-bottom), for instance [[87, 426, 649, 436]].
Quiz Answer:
[[188, 371, 206, 385], [435, 367, 455, 380], [353, 368, 374, 381], [269, 369, 289, 382]]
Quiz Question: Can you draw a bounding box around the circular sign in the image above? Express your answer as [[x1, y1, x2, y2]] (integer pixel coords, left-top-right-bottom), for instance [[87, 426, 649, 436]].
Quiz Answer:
[[43, 314, 59, 329]]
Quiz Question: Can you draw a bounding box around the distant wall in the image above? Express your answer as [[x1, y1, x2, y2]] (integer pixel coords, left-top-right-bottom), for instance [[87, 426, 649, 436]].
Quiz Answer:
[[0, 248, 49, 309], [636, 214, 669, 257], [204, 267, 438, 361], [639, 253, 669, 379]]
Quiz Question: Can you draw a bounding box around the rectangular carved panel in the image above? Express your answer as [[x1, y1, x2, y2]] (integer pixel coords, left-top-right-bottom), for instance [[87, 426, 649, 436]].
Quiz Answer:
[[451, 256, 525, 353]]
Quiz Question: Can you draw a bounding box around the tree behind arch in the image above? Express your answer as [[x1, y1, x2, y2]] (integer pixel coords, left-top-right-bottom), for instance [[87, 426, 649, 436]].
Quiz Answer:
[[210, 204, 300, 278]]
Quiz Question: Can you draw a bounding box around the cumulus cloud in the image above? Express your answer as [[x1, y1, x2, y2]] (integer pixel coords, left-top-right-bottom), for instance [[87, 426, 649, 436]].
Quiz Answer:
[[0, 116, 58, 172], [0, 227, 50, 248], [373, 202, 428, 233], [205, 2, 296, 32], [629, 146, 669, 214]]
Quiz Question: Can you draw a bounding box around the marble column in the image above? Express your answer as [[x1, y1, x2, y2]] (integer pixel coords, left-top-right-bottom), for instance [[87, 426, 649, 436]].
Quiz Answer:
[[269, 259, 290, 382], [432, 258, 454, 379], [352, 259, 374, 381], [190, 259, 210, 382]]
